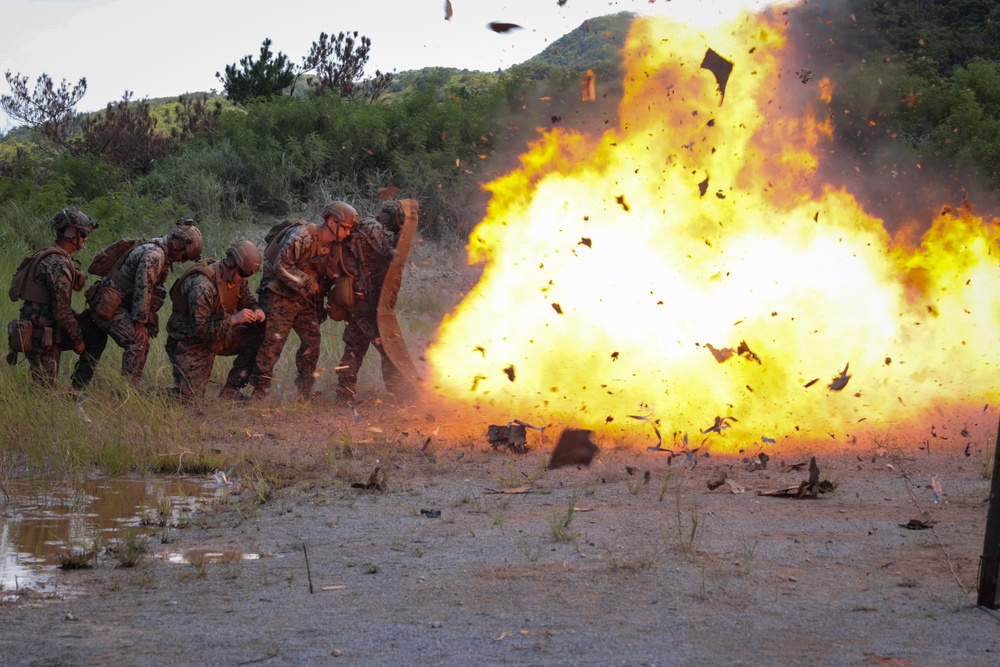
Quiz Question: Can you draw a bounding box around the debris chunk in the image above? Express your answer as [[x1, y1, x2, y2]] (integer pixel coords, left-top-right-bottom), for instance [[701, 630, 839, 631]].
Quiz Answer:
[[487, 423, 529, 454], [548, 428, 599, 469], [700, 48, 734, 102]]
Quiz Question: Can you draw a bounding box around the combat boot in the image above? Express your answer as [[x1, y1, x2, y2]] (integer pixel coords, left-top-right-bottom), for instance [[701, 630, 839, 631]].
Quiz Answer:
[[220, 386, 250, 403]]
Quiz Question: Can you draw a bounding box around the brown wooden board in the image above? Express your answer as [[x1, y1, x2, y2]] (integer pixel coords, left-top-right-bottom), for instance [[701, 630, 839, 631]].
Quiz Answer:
[[376, 199, 421, 387]]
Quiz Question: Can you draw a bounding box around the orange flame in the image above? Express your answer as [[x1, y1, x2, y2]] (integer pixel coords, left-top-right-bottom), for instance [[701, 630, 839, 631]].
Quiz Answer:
[[426, 12, 1000, 450]]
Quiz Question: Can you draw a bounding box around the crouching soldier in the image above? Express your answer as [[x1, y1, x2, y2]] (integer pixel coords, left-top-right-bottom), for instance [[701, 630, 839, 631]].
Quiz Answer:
[[7, 208, 96, 386], [165, 240, 266, 400], [72, 219, 203, 388]]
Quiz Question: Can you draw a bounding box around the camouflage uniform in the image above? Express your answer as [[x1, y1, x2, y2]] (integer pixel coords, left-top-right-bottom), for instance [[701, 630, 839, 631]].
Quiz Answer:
[[165, 261, 263, 399], [72, 238, 173, 386], [251, 224, 346, 399], [336, 216, 404, 402], [17, 247, 87, 386]]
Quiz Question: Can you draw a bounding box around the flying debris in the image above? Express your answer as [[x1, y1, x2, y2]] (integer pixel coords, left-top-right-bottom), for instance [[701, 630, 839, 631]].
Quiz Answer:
[[628, 414, 662, 449], [488, 21, 523, 33], [649, 446, 709, 468], [558, 0, 568, 7], [548, 428, 599, 469], [804, 378, 819, 388], [698, 177, 709, 197], [700, 48, 733, 103], [579, 237, 592, 247], [797, 68, 814, 84], [551, 115, 562, 125], [615, 194, 630, 212], [444, 0, 453, 20], [737, 340, 761, 364], [828, 362, 851, 391], [503, 365, 516, 382], [551, 303, 563, 314], [702, 415, 736, 434], [706, 343, 734, 363]]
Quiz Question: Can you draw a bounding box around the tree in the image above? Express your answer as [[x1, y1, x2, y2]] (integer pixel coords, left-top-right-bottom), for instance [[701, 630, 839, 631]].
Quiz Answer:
[[0, 71, 86, 153], [216, 38, 296, 104], [301, 31, 394, 102], [79, 92, 170, 175]]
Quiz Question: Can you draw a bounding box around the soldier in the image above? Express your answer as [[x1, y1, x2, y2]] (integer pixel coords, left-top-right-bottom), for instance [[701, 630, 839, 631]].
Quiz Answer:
[[7, 208, 95, 386], [165, 240, 266, 400], [335, 200, 408, 404], [71, 219, 202, 388], [250, 201, 357, 401]]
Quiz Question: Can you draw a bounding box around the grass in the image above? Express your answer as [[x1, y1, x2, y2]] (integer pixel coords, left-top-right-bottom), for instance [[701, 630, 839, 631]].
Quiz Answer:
[[548, 492, 579, 543], [56, 537, 101, 570], [110, 529, 149, 568]]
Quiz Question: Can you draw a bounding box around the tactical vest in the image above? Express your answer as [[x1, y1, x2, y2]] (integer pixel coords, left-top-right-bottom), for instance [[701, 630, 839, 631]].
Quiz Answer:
[[169, 260, 241, 316], [8, 247, 68, 305]]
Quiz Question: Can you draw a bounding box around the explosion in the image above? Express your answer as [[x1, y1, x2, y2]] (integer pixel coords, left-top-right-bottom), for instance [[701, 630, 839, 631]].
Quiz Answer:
[[425, 10, 1000, 450]]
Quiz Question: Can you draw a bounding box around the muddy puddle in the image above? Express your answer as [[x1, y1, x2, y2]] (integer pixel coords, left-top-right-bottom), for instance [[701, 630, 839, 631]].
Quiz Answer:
[[0, 476, 220, 590]]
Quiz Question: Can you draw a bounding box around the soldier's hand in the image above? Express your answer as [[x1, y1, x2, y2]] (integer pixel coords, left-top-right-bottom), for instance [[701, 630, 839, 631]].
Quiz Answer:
[[253, 309, 266, 322], [73, 341, 86, 355], [229, 308, 256, 326]]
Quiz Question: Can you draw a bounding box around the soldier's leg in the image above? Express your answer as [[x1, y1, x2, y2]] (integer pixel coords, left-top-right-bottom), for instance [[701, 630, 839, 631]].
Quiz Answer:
[[103, 309, 149, 384], [71, 310, 109, 389], [27, 342, 60, 388], [291, 305, 322, 400], [169, 337, 215, 399], [251, 292, 295, 396], [336, 317, 372, 403], [220, 322, 264, 396], [377, 342, 408, 398]]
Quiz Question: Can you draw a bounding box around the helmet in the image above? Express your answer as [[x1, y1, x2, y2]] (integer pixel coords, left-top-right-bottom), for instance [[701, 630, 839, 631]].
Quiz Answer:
[[375, 200, 405, 233], [225, 240, 262, 277], [50, 208, 97, 238], [168, 219, 203, 261], [321, 201, 358, 229]]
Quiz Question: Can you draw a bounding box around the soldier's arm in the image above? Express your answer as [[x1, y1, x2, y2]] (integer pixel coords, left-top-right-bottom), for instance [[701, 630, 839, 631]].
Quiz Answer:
[[185, 275, 232, 343], [131, 249, 167, 324], [275, 229, 318, 296], [45, 256, 84, 346]]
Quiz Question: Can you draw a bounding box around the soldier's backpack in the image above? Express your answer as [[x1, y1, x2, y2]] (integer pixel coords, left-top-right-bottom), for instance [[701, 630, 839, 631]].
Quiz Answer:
[[262, 219, 309, 264], [8, 247, 62, 304], [88, 238, 148, 277]]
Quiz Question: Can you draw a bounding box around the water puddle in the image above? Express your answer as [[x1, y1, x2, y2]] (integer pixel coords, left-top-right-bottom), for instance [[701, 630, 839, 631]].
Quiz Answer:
[[0, 476, 219, 590]]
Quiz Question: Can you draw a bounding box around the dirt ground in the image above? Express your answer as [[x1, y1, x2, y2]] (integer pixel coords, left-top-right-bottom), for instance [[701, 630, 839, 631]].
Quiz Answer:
[[3, 397, 1000, 667]]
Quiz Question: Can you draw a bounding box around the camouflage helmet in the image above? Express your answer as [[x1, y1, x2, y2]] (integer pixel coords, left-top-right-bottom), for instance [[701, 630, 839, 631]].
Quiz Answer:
[[50, 208, 97, 237], [375, 200, 405, 233], [321, 201, 358, 229], [225, 240, 262, 277], [168, 219, 203, 261]]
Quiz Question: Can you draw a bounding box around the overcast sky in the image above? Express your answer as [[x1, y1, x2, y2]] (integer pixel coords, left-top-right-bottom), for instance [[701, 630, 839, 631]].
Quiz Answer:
[[1, 0, 780, 130]]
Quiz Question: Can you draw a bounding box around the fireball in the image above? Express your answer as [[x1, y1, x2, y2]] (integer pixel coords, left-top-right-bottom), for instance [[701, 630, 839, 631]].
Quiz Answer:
[[426, 10, 1000, 451]]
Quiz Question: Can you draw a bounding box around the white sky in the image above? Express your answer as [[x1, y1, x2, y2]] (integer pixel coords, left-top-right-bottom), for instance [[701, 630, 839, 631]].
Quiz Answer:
[[1, 0, 781, 130]]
